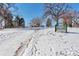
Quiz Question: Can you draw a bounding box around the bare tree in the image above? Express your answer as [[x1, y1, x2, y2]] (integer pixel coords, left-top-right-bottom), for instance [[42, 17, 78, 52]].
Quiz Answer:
[[30, 17, 42, 27], [71, 11, 79, 27], [44, 3, 71, 32], [62, 10, 79, 27], [0, 3, 15, 28]]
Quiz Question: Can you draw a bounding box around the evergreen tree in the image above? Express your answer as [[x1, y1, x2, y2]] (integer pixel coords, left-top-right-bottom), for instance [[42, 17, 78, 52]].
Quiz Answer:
[[19, 17, 25, 27], [46, 18, 52, 27], [14, 16, 25, 28]]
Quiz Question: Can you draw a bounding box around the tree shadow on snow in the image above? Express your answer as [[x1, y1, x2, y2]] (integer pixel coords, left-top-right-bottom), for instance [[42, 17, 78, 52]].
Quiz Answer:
[[67, 32, 79, 34]]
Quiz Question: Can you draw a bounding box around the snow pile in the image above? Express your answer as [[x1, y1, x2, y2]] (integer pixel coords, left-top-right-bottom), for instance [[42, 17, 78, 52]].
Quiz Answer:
[[23, 28, 79, 56]]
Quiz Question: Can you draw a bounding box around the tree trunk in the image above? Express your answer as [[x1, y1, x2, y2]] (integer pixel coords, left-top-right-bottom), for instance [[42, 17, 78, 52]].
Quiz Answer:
[[66, 23, 67, 33], [55, 18, 58, 32]]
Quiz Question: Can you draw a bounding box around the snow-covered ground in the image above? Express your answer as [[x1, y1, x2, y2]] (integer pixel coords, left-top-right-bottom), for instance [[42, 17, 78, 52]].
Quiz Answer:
[[22, 27, 79, 56], [0, 28, 34, 56], [0, 27, 79, 56]]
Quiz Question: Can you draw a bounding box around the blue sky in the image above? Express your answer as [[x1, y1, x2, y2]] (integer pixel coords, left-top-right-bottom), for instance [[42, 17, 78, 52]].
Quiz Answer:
[[11, 3, 79, 26], [13, 3, 44, 25]]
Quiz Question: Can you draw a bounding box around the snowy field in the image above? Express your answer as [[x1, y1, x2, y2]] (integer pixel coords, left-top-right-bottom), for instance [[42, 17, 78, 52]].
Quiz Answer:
[[0, 28, 79, 56], [23, 27, 79, 56]]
